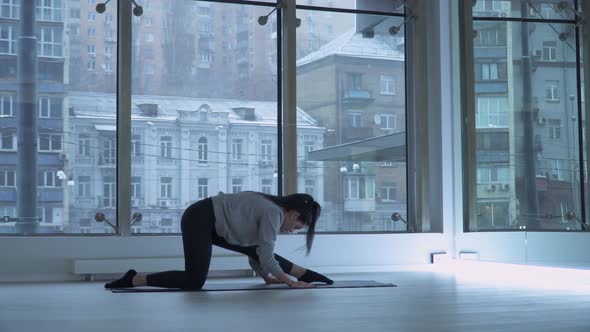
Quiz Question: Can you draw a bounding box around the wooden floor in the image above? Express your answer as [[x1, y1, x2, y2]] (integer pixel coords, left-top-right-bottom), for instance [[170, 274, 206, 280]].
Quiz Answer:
[[1, 263, 590, 332]]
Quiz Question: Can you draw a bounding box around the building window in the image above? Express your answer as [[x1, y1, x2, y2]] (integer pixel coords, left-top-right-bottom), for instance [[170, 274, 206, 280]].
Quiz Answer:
[[545, 80, 560, 102], [37, 0, 63, 22], [474, 26, 506, 46], [78, 135, 90, 156], [87, 44, 96, 56], [476, 167, 509, 184], [198, 21, 212, 33], [346, 72, 362, 90], [39, 171, 61, 187], [200, 51, 213, 64], [131, 177, 141, 198], [548, 119, 561, 140], [145, 62, 154, 75], [542, 41, 557, 61], [37, 26, 63, 57], [381, 183, 397, 201], [160, 136, 172, 158], [88, 11, 95, 21], [232, 178, 243, 193], [549, 159, 565, 180], [0, 132, 14, 150], [0, 206, 16, 219], [379, 114, 397, 130], [261, 139, 272, 161], [105, 13, 113, 25], [145, 16, 153, 26], [0, 170, 15, 187], [104, 45, 113, 58], [69, 7, 80, 18], [481, 63, 498, 80], [261, 179, 272, 194], [105, 29, 115, 41], [1, 0, 19, 19], [87, 60, 96, 71], [476, 97, 509, 128], [87, 27, 96, 37], [77, 176, 90, 198], [0, 94, 14, 116], [197, 178, 208, 199], [0, 23, 16, 54], [160, 177, 172, 198], [303, 136, 316, 159], [344, 176, 375, 200], [131, 134, 141, 157], [38, 96, 62, 118], [347, 111, 363, 128], [232, 139, 243, 160], [304, 179, 315, 196], [380, 75, 395, 95], [103, 176, 115, 208], [198, 137, 208, 163], [198, 6, 210, 16], [104, 62, 113, 74], [39, 134, 62, 152], [145, 33, 154, 43], [101, 137, 115, 164]]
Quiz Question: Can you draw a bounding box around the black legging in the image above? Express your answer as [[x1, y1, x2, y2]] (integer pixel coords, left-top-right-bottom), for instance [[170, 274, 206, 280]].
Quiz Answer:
[[146, 198, 295, 289]]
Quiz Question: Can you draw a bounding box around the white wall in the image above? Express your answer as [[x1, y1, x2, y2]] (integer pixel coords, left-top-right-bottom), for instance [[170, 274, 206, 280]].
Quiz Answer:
[[0, 234, 447, 282]]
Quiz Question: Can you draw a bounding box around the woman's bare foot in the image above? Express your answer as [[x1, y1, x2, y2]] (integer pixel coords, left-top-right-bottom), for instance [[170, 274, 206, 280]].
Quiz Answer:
[[132, 274, 146, 287]]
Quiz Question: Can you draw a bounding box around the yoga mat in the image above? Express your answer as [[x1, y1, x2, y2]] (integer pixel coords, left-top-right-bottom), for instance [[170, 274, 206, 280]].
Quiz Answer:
[[110, 280, 396, 293]]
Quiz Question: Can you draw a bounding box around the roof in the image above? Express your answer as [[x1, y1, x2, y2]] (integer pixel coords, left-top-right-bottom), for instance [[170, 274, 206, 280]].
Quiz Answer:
[[308, 132, 406, 162], [68, 92, 320, 128], [297, 29, 405, 67]]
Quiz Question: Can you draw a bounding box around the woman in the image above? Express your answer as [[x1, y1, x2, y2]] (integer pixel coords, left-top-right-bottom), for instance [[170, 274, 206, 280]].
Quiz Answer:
[[105, 191, 333, 289]]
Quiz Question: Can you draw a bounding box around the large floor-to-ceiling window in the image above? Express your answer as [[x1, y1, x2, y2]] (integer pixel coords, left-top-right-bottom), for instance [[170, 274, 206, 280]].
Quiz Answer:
[[458, 0, 590, 267], [0, 0, 418, 235], [465, 0, 585, 231]]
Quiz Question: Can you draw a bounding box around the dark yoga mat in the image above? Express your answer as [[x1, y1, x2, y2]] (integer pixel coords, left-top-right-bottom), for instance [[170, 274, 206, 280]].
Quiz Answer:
[[110, 280, 396, 293]]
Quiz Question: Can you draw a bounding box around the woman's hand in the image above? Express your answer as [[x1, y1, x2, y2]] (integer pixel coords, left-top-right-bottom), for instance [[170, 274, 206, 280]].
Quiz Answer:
[[262, 275, 283, 284]]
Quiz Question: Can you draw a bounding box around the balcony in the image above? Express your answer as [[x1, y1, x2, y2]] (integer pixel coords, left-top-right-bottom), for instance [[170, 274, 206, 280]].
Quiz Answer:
[[344, 199, 376, 212], [342, 89, 374, 107]]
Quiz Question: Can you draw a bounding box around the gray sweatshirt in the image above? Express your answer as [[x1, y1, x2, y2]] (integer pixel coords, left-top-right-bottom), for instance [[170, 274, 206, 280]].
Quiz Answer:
[[211, 191, 283, 278]]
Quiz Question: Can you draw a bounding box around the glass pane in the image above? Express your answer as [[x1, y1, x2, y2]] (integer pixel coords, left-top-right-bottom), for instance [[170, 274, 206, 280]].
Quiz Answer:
[[130, 0, 278, 234], [297, 9, 408, 232], [471, 16, 582, 231], [473, 0, 577, 20], [0, 0, 117, 234]]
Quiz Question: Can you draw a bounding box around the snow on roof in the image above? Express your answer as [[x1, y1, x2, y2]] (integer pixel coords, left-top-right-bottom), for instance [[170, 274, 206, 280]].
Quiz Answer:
[[68, 92, 319, 127], [297, 29, 405, 67]]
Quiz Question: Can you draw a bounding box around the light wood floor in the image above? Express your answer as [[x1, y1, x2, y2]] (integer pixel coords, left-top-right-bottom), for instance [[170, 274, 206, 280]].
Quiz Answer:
[[1, 264, 589, 332]]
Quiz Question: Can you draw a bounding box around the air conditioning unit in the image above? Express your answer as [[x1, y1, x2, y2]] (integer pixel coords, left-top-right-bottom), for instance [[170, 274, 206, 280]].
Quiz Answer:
[[59, 153, 67, 161], [151, 220, 159, 227], [160, 200, 169, 208], [486, 184, 497, 192], [537, 117, 546, 125], [130, 199, 137, 207], [500, 184, 510, 191]]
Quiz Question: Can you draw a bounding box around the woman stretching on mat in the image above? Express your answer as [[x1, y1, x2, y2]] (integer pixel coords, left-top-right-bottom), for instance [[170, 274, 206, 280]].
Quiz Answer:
[[105, 191, 333, 289]]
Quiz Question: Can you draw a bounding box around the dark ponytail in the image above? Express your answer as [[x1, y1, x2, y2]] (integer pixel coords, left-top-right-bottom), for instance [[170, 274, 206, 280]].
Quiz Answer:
[[257, 192, 321, 255]]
